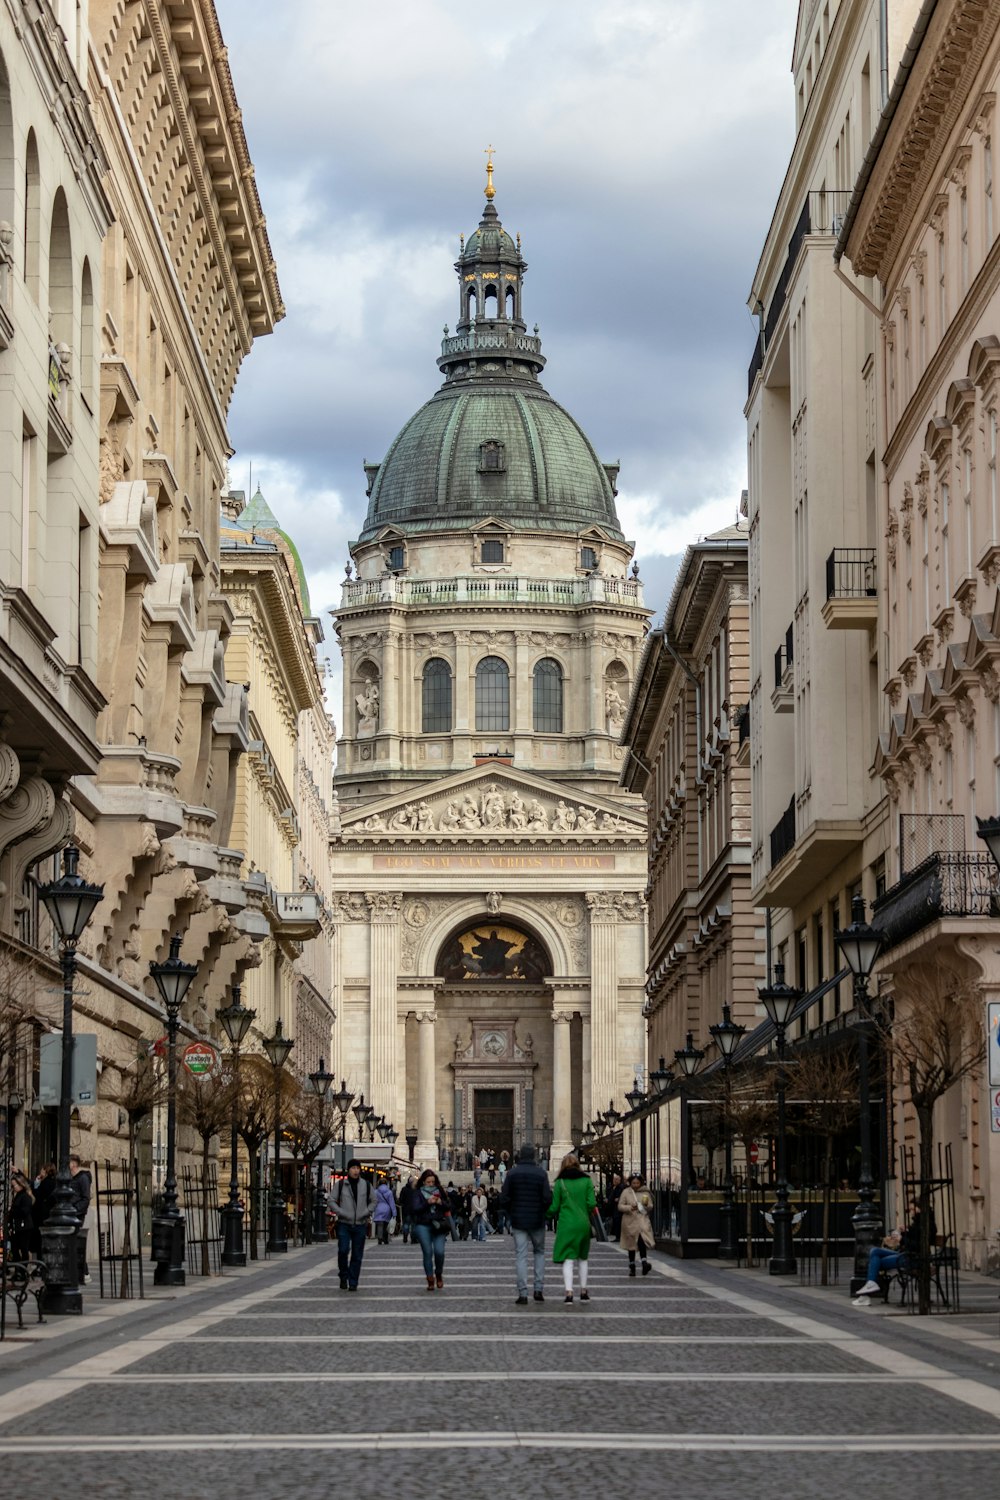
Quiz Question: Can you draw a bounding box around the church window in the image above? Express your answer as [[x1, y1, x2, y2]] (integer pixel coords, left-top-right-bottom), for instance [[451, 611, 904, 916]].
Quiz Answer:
[[580, 546, 597, 570], [533, 658, 563, 733], [387, 544, 404, 571], [475, 655, 509, 731], [422, 658, 452, 733], [481, 537, 505, 564], [479, 440, 505, 474]]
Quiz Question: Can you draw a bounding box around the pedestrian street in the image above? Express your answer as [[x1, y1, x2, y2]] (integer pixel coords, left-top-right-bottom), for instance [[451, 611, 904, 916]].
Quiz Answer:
[[1, 1238, 1000, 1499]]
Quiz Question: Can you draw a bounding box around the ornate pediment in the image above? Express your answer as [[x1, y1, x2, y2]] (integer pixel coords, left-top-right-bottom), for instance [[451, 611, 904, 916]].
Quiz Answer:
[[339, 766, 646, 845]]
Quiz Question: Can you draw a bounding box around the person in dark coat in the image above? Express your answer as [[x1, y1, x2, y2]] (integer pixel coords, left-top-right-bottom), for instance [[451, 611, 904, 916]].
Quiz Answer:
[[68, 1154, 92, 1283], [31, 1163, 57, 1254], [8, 1172, 34, 1262], [499, 1143, 553, 1304], [608, 1172, 625, 1240]]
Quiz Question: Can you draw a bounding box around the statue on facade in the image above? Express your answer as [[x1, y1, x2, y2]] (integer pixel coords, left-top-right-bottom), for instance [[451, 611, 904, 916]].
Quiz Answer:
[[553, 800, 576, 831], [508, 792, 528, 830], [485, 890, 502, 915], [481, 783, 505, 828], [526, 798, 548, 830], [439, 799, 462, 830], [356, 677, 380, 731], [575, 805, 598, 831], [415, 799, 435, 831], [605, 681, 626, 731], [459, 794, 482, 830]]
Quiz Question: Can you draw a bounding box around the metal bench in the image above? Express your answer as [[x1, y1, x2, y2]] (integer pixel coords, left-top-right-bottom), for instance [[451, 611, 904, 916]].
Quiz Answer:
[[879, 1234, 955, 1307], [1, 1259, 48, 1328]]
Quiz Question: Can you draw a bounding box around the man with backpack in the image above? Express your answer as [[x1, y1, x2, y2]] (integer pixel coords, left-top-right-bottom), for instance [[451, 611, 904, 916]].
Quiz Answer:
[[328, 1160, 375, 1291], [499, 1143, 552, 1304]]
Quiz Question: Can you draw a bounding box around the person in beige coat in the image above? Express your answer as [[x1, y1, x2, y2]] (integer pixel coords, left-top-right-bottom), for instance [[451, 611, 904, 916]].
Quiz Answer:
[[618, 1173, 655, 1276]]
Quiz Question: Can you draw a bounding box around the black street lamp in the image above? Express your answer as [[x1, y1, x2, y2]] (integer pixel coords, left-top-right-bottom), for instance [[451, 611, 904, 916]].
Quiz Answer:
[[405, 1122, 418, 1163], [148, 933, 199, 1286], [649, 1056, 674, 1094], [709, 1002, 747, 1261], [37, 846, 103, 1314], [386, 1125, 399, 1150], [263, 1018, 294, 1252], [307, 1057, 335, 1241], [217, 985, 256, 1267], [332, 1079, 354, 1178], [758, 962, 802, 1276], [674, 1032, 705, 1078], [835, 892, 884, 1294]]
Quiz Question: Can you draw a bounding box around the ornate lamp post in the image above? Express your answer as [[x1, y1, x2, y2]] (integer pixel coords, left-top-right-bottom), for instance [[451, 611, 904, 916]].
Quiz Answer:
[[834, 893, 884, 1294], [333, 1079, 354, 1177], [625, 1079, 647, 1179], [148, 933, 199, 1286], [216, 986, 256, 1267], [263, 1018, 294, 1252], [758, 963, 802, 1276], [673, 1031, 705, 1202], [709, 1002, 747, 1261], [649, 1056, 674, 1093], [307, 1057, 335, 1241], [405, 1123, 418, 1164], [37, 846, 103, 1314]]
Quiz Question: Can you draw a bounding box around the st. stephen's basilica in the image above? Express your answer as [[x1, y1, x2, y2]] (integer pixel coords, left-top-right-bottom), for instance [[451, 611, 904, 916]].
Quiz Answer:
[[330, 159, 650, 1169]]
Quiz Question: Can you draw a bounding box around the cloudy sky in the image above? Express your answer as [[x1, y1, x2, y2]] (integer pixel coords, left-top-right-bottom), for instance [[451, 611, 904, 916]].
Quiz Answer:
[[216, 0, 796, 625]]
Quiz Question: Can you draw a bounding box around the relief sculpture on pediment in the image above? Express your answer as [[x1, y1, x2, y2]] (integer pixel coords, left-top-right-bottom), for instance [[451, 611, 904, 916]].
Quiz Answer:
[[345, 780, 636, 839]]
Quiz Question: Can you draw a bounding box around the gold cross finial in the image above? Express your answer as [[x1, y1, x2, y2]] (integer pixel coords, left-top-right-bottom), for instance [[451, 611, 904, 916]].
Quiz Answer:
[[484, 144, 496, 201]]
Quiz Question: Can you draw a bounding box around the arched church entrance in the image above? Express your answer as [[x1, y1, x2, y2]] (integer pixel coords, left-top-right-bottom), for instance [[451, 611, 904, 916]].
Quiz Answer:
[[434, 918, 552, 1167]]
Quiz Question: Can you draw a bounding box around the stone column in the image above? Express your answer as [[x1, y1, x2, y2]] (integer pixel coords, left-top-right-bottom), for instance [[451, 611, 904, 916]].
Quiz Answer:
[[415, 1010, 439, 1170], [366, 893, 401, 1120], [580, 1011, 592, 1128], [454, 630, 471, 732], [587, 892, 620, 1112], [550, 1010, 574, 1168]]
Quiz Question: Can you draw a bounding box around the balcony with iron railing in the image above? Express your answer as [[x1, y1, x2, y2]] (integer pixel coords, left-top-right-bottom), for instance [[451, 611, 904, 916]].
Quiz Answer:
[[747, 190, 853, 396], [771, 624, 794, 713], [769, 796, 796, 869], [0, 221, 13, 350], [823, 547, 877, 630], [873, 852, 999, 952]]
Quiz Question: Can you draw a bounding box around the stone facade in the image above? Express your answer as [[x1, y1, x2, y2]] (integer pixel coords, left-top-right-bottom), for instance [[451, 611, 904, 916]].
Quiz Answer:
[[220, 486, 335, 1078], [0, 1, 113, 1168], [842, 0, 1000, 1271], [1, 2, 282, 1181], [619, 519, 762, 1072], [331, 170, 649, 1170], [744, 0, 914, 1027]]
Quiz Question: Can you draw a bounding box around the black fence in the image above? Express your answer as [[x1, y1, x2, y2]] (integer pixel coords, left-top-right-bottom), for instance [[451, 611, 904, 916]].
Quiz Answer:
[[770, 796, 796, 868], [95, 1158, 146, 1300], [180, 1164, 222, 1277], [896, 1143, 960, 1313]]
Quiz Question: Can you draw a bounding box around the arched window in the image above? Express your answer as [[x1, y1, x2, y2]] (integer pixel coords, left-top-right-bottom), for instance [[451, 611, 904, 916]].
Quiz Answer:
[[505, 286, 515, 319], [422, 657, 452, 733], [483, 284, 498, 320], [475, 655, 509, 732], [0, 51, 13, 230], [467, 285, 477, 322], [48, 188, 72, 348], [23, 130, 40, 299], [533, 658, 563, 733], [79, 258, 94, 409]]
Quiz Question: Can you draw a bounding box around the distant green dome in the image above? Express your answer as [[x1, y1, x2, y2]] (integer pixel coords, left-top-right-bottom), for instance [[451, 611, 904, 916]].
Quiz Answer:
[[358, 180, 623, 544], [360, 385, 622, 541]]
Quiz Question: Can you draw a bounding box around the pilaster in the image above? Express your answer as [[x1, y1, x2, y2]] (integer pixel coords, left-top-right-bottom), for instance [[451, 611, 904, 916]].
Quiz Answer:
[[366, 891, 402, 1118], [586, 890, 620, 1111]]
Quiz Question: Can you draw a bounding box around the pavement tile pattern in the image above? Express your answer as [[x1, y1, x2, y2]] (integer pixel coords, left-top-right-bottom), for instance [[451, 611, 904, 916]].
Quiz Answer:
[[1, 1235, 999, 1499]]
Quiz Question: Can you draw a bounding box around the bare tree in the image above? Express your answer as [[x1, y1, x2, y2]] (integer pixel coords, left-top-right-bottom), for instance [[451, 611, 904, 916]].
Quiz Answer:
[[877, 960, 985, 1312], [283, 1078, 340, 1244], [0, 940, 38, 1115], [707, 1062, 777, 1267], [235, 1054, 274, 1260], [118, 1050, 165, 1162], [793, 1045, 859, 1284], [177, 1064, 235, 1275]]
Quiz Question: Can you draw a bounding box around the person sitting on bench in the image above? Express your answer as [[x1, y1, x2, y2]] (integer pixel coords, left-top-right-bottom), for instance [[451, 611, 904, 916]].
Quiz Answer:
[[855, 1205, 936, 1300]]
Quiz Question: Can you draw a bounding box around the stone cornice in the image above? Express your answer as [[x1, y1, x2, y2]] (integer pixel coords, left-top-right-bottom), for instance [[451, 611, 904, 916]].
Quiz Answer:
[[221, 554, 324, 712], [848, 0, 1000, 281]]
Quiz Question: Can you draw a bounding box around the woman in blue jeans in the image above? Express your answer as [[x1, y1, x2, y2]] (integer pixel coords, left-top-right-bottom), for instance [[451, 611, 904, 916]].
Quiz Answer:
[[410, 1169, 452, 1290]]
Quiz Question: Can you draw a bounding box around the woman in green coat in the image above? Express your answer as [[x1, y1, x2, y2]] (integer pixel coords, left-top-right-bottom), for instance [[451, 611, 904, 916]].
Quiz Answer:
[[548, 1154, 597, 1302]]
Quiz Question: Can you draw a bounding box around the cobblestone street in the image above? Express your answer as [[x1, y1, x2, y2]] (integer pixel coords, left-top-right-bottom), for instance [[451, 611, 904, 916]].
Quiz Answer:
[[1, 1239, 1000, 1498]]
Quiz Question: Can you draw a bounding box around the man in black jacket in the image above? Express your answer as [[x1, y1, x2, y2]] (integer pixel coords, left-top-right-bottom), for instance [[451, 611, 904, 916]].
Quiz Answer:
[[500, 1143, 552, 1305]]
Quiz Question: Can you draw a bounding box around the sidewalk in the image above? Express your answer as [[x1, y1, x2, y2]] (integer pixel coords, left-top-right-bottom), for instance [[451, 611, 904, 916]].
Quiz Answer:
[[682, 1249, 1000, 1356], [0, 1241, 322, 1358]]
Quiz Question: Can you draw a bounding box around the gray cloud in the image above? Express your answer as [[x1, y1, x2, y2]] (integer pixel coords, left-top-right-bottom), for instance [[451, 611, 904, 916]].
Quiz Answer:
[[216, 0, 792, 623]]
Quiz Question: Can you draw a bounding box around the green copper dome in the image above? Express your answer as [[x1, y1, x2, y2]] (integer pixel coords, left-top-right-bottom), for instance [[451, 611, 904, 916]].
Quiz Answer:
[[357, 175, 623, 544]]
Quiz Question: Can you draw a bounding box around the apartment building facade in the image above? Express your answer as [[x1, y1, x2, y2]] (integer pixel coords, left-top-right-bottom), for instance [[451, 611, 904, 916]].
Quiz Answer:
[[841, 0, 1000, 1272]]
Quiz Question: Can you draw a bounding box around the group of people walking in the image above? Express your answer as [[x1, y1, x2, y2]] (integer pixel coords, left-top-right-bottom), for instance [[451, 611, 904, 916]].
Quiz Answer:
[[327, 1147, 657, 1301]]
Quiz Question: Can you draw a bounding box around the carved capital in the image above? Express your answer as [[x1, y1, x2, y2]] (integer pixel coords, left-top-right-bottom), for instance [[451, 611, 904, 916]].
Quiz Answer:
[[585, 891, 619, 921], [551, 1010, 573, 1026], [365, 891, 402, 922], [415, 1010, 437, 1025]]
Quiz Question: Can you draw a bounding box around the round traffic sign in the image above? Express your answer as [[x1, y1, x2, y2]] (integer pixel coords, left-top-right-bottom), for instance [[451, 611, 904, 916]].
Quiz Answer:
[[182, 1041, 218, 1077]]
